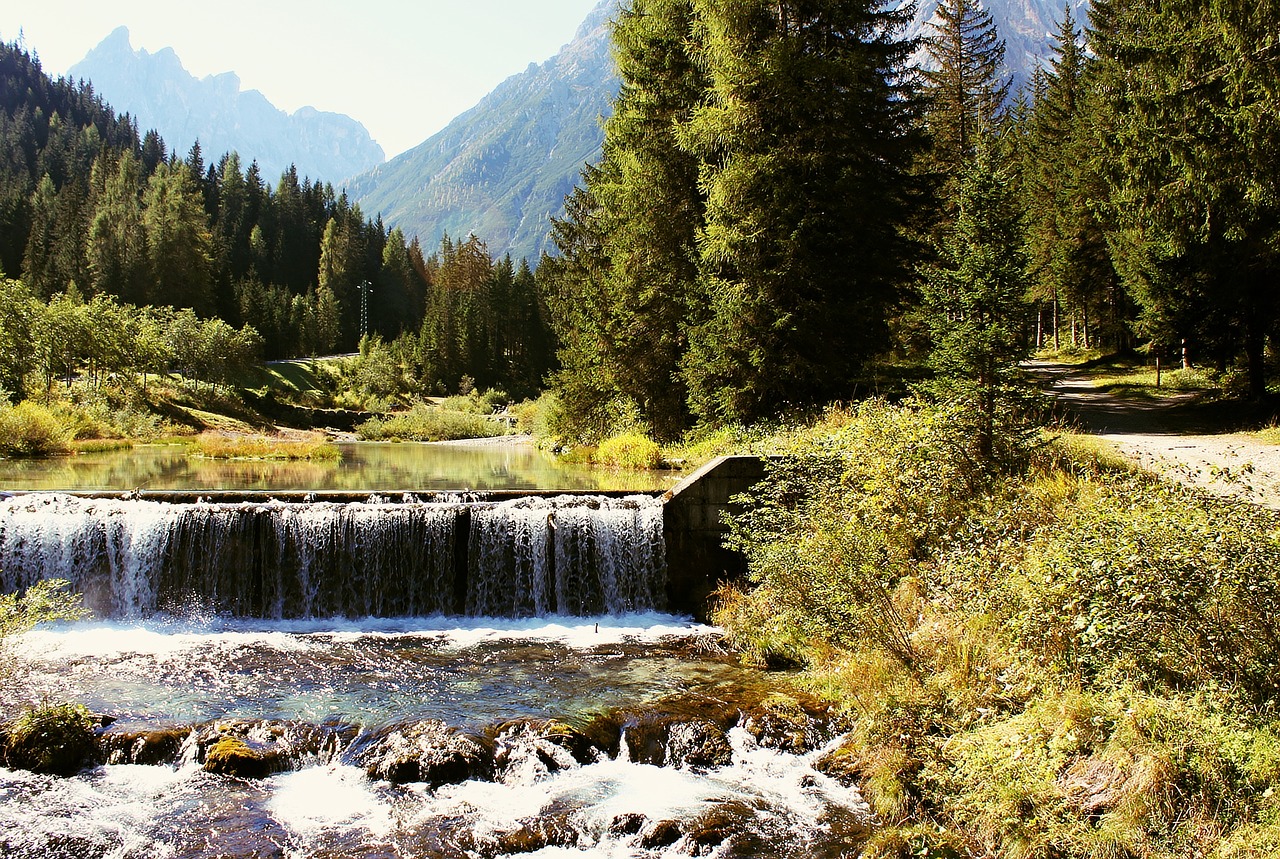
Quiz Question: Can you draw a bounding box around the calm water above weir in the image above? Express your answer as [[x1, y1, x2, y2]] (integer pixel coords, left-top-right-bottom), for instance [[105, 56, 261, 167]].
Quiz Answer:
[[0, 440, 680, 493]]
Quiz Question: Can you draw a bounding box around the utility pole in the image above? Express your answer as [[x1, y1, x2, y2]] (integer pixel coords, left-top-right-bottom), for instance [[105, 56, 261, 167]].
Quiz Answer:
[[358, 280, 373, 339]]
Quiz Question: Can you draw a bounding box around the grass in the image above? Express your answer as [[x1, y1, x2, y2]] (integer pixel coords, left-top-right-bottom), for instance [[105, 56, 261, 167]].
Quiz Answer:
[[1253, 425, 1280, 446], [189, 432, 341, 461], [595, 433, 663, 469], [1085, 361, 1219, 399]]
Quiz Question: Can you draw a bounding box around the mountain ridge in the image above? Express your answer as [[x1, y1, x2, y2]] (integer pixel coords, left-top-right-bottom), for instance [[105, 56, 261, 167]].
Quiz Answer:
[[348, 0, 1089, 263], [69, 27, 385, 185]]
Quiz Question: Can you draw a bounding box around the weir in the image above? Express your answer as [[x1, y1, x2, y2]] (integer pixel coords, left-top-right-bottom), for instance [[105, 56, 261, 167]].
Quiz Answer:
[[0, 456, 770, 620]]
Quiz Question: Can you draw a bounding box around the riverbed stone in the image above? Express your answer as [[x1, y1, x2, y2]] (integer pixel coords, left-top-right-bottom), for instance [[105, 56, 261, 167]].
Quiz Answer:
[[741, 693, 841, 754], [197, 718, 347, 778], [100, 726, 191, 766], [358, 719, 494, 787], [639, 819, 683, 849], [1, 702, 99, 776], [664, 719, 733, 770]]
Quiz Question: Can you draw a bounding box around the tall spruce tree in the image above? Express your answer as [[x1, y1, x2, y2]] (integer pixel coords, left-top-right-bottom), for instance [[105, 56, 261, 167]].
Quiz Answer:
[[678, 0, 923, 424], [1023, 5, 1121, 351], [923, 143, 1031, 465], [921, 0, 1010, 181], [545, 0, 706, 439]]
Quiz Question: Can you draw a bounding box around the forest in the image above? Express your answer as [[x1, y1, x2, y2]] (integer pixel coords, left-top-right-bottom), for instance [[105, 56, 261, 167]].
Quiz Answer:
[[541, 0, 1280, 444], [0, 42, 553, 403]]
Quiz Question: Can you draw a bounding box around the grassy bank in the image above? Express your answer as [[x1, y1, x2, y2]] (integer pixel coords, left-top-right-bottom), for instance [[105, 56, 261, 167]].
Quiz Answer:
[[714, 400, 1280, 857]]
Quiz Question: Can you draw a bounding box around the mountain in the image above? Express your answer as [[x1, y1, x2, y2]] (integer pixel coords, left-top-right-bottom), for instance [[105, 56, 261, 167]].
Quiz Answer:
[[345, 0, 616, 264], [350, 0, 1086, 263], [68, 27, 384, 184]]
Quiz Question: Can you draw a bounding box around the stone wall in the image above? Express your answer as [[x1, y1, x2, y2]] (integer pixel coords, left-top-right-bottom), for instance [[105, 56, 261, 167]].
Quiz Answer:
[[662, 456, 771, 621]]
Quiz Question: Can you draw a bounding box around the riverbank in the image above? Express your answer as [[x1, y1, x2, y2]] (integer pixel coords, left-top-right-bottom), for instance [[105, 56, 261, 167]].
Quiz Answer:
[[711, 397, 1280, 857]]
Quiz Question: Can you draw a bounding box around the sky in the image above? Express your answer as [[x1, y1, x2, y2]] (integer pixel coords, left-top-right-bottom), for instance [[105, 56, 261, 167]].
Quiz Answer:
[[0, 0, 604, 159]]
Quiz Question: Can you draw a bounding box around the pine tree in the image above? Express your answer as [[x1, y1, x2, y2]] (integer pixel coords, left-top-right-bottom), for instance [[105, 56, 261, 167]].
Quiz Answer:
[[85, 151, 148, 303], [923, 143, 1031, 465], [921, 0, 1010, 179], [1090, 0, 1280, 394], [1023, 4, 1121, 352], [142, 160, 214, 313], [541, 0, 707, 438]]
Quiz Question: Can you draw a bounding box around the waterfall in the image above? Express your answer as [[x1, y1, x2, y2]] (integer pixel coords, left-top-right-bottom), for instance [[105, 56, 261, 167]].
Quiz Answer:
[[0, 494, 667, 620]]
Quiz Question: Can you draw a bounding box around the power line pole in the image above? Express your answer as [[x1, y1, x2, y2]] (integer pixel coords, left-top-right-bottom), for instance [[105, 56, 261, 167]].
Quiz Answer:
[[358, 280, 373, 340]]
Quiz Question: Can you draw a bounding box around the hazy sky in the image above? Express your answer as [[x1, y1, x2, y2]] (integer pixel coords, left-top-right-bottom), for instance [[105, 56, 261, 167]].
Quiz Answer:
[[0, 0, 605, 158]]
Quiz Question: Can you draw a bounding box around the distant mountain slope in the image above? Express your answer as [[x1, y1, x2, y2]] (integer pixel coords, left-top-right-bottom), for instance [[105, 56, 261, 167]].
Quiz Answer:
[[69, 27, 384, 184], [345, 0, 616, 264], [350, 0, 1087, 263]]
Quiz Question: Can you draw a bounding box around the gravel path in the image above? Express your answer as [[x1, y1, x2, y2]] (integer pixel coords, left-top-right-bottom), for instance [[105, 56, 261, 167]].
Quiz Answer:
[[1030, 361, 1280, 509]]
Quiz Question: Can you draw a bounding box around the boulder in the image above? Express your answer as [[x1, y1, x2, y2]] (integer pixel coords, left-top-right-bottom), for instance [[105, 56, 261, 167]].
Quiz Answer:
[[196, 718, 351, 778], [100, 726, 191, 767], [357, 719, 493, 787], [1, 702, 99, 776]]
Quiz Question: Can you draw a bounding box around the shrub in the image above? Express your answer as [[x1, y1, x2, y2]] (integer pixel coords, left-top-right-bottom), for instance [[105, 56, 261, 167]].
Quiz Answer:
[[0, 401, 72, 457], [1014, 475, 1280, 697], [594, 432, 662, 469], [356, 405, 511, 442]]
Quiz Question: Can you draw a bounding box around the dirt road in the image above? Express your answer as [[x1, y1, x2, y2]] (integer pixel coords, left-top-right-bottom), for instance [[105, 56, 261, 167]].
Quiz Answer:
[[1031, 362, 1280, 509]]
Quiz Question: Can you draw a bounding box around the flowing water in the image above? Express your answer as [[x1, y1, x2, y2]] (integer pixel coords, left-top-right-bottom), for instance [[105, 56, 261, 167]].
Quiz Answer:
[[0, 491, 871, 857]]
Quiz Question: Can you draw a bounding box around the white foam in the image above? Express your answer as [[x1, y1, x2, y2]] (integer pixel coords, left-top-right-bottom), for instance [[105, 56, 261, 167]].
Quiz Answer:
[[17, 613, 717, 661], [268, 765, 393, 839]]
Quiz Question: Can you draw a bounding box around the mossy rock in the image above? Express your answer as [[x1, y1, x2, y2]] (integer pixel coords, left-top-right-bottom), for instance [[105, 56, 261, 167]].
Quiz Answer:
[[203, 736, 278, 778], [2, 703, 99, 776], [741, 693, 841, 754], [356, 719, 494, 786], [492, 718, 600, 780], [100, 726, 192, 766]]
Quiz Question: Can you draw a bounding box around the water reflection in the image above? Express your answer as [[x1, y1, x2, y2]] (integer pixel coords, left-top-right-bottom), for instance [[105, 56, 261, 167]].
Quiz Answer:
[[0, 441, 681, 492]]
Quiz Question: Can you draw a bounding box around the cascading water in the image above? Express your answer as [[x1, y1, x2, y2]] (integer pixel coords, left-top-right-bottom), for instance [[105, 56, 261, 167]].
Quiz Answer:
[[0, 488, 875, 856], [0, 493, 667, 619]]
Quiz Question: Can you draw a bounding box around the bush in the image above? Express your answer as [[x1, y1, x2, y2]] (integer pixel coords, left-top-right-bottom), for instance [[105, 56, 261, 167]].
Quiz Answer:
[[1014, 475, 1280, 697], [0, 401, 72, 457], [594, 432, 662, 469], [356, 405, 512, 442]]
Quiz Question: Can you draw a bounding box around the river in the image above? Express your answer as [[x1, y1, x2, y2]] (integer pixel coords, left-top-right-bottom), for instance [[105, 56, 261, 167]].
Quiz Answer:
[[0, 447, 871, 858]]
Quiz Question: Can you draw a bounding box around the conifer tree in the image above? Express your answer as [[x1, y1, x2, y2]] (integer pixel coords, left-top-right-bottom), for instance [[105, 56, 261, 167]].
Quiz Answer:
[[1023, 5, 1121, 351], [142, 160, 214, 313], [1090, 0, 1280, 394], [923, 143, 1031, 465], [678, 0, 923, 424], [921, 0, 1010, 180]]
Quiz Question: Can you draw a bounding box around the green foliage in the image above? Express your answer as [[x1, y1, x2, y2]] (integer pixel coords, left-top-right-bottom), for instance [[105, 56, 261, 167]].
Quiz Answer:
[[722, 401, 995, 667], [1016, 476, 1280, 696], [0, 400, 72, 457], [1, 701, 97, 775], [921, 143, 1036, 467], [1, 580, 87, 695], [355, 404, 512, 443], [720, 409, 1280, 855], [594, 433, 662, 470]]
